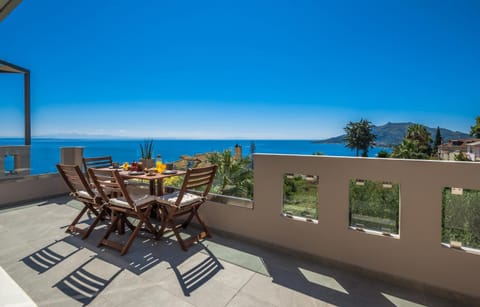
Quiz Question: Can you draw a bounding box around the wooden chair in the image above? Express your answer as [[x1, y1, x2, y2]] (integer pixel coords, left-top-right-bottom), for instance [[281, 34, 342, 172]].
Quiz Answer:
[[56, 164, 108, 239], [82, 156, 113, 183], [88, 168, 159, 256], [83, 155, 147, 190], [157, 165, 217, 251]]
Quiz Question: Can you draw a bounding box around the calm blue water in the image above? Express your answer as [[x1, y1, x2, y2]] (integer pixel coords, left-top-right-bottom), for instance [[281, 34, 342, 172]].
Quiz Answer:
[[0, 138, 390, 174]]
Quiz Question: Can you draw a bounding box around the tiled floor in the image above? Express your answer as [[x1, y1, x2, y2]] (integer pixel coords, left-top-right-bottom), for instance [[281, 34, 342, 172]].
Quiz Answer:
[[0, 196, 474, 306]]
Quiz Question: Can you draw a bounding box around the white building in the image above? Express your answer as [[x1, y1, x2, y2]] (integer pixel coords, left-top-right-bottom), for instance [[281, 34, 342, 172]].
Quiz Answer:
[[438, 139, 480, 161], [466, 140, 480, 161]]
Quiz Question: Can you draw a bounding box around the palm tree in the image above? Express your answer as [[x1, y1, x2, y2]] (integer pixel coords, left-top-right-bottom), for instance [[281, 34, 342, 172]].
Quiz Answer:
[[344, 119, 376, 157], [406, 124, 432, 144], [391, 124, 432, 159], [470, 116, 480, 138], [392, 139, 429, 159], [407, 124, 433, 156], [208, 150, 253, 198]]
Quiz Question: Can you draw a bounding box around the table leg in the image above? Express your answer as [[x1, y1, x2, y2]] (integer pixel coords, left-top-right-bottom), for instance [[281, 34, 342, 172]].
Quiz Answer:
[[156, 179, 164, 196], [118, 216, 125, 235], [149, 180, 155, 195], [111, 212, 125, 235]]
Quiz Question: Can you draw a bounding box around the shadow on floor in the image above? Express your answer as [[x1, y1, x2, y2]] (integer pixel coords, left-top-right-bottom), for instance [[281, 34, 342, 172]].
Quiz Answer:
[[60, 213, 225, 297], [201, 230, 464, 307], [168, 239, 224, 296], [21, 239, 81, 274], [54, 256, 122, 306]]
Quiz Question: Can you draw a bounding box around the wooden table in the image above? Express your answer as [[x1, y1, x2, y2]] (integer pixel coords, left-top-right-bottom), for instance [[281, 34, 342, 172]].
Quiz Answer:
[[118, 169, 186, 196], [96, 168, 186, 234]]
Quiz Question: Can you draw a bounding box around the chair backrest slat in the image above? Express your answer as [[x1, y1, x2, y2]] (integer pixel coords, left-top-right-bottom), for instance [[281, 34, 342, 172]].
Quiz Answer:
[[176, 165, 217, 206], [185, 178, 212, 190], [82, 156, 113, 183], [83, 156, 113, 170], [57, 164, 96, 199], [88, 168, 135, 210]]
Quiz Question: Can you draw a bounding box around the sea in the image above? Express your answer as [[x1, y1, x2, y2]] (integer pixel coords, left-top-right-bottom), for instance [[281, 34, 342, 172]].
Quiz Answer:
[[0, 138, 390, 175]]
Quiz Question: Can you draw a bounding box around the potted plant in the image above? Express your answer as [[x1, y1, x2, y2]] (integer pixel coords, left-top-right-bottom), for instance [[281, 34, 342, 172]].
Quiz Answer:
[[139, 139, 155, 169]]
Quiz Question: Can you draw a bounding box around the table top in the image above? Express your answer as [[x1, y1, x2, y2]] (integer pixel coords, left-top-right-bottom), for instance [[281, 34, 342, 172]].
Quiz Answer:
[[98, 167, 186, 181]]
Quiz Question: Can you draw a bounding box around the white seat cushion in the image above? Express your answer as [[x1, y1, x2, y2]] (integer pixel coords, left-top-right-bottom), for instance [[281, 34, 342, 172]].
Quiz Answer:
[[158, 191, 202, 208], [75, 189, 100, 200], [76, 187, 109, 200], [110, 194, 156, 208]]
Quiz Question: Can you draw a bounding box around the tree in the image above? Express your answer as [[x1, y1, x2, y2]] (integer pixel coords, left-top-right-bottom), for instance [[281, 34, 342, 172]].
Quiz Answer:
[[207, 150, 253, 198], [391, 124, 432, 159], [470, 116, 480, 138], [391, 139, 421, 159], [433, 126, 442, 155], [454, 153, 472, 162], [376, 150, 390, 158], [405, 124, 432, 147], [344, 119, 376, 157]]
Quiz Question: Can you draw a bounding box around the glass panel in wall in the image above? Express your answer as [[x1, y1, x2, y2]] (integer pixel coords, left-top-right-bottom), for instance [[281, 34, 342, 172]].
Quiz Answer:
[[442, 187, 480, 250], [3, 154, 14, 175], [283, 174, 318, 220], [208, 149, 253, 200], [349, 179, 400, 234]]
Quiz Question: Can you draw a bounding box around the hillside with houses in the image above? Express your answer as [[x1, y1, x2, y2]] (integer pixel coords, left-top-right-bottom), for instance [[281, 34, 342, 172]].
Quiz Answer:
[[315, 122, 470, 146]]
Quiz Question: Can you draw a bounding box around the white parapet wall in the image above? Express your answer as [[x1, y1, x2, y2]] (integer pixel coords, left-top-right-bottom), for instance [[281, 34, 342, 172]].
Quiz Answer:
[[0, 173, 67, 206], [201, 154, 480, 299], [0, 145, 31, 178], [0, 147, 82, 206]]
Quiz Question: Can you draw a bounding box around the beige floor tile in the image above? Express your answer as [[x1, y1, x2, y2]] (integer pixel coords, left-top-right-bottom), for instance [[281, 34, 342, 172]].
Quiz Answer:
[[226, 292, 278, 307], [239, 273, 304, 306]]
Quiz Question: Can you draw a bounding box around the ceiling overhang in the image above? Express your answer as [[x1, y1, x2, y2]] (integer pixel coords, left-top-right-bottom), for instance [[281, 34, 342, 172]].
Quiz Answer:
[[0, 59, 30, 146], [0, 0, 22, 22], [0, 59, 29, 74]]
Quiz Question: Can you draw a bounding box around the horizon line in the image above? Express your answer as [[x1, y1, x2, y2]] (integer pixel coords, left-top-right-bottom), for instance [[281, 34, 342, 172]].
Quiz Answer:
[[0, 136, 322, 141]]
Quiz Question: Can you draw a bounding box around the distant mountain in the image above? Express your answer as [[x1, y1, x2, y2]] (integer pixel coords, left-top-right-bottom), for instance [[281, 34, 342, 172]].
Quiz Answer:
[[315, 122, 470, 146]]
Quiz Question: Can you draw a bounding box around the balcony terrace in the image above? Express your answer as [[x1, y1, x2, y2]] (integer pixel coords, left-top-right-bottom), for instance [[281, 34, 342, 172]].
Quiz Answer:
[[2, 0, 480, 305], [1, 154, 479, 306], [0, 196, 469, 307]]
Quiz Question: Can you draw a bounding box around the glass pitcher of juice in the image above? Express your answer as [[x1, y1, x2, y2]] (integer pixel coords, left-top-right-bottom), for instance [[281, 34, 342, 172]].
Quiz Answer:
[[156, 161, 164, 173]]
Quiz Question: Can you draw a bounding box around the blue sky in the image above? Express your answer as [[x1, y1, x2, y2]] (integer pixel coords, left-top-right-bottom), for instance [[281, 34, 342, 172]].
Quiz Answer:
[[1, 0, 479, 139]]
